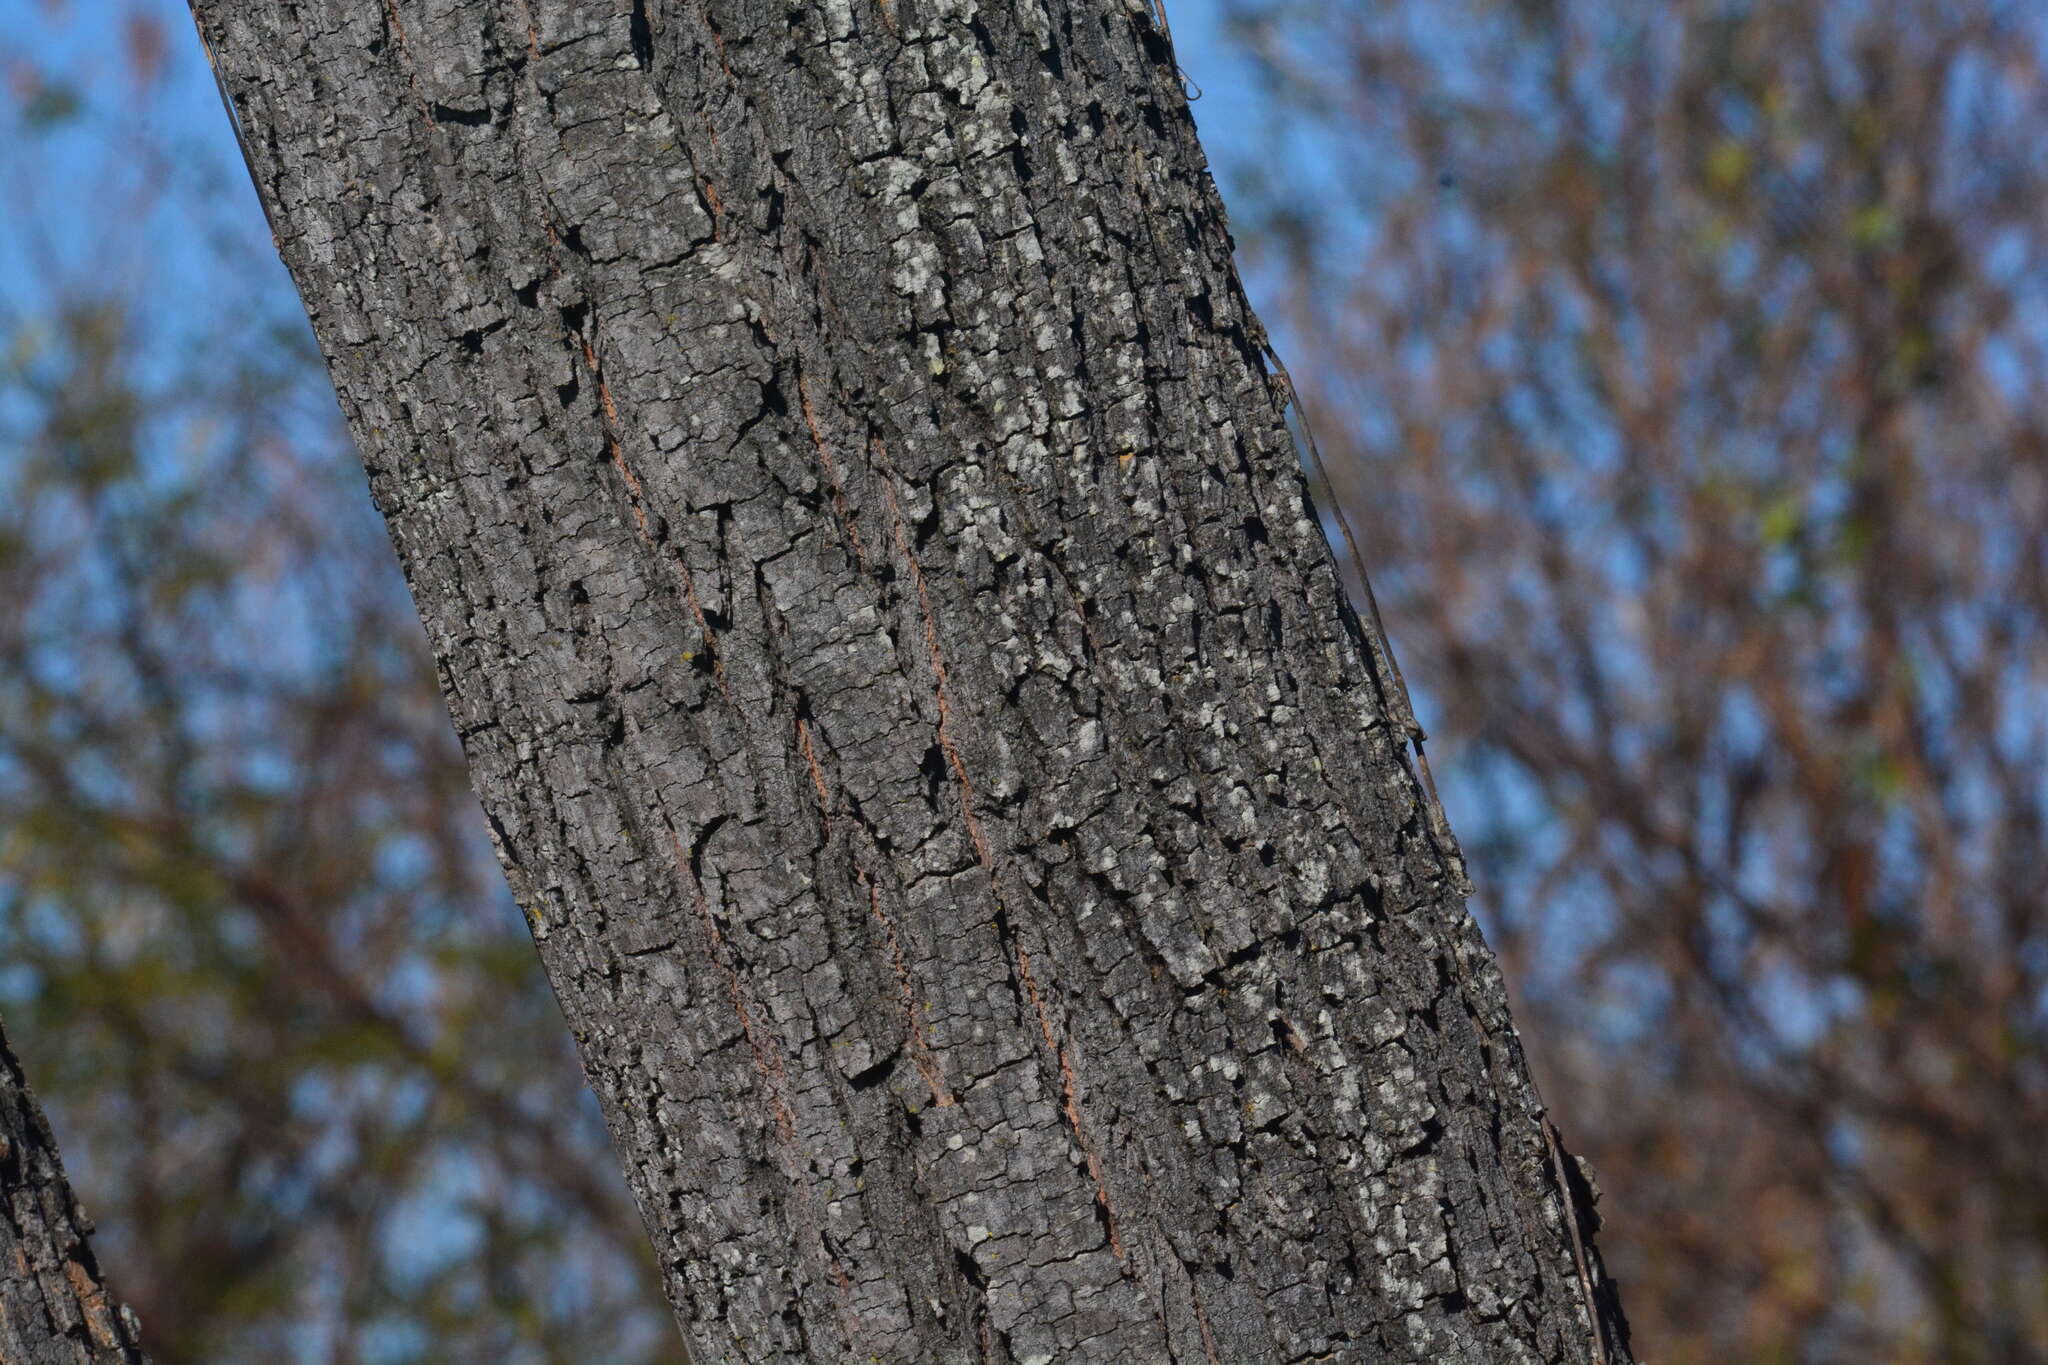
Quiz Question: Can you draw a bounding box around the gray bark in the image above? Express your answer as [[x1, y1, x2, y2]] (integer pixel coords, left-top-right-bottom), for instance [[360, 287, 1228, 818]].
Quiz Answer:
[[0, 1014, 150, 1364], [187, 1, 1632, 1360]]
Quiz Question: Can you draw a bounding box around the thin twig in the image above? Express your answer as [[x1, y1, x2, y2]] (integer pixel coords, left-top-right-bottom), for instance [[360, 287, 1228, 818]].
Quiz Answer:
[[1544, 1118, 1612, 1365], [1262, 342, 1467, 890]]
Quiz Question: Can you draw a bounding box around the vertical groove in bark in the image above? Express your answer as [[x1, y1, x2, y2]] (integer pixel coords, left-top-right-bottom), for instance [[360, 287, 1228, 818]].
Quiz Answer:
[[0, 1015, 151, 1364], [188, 0, 1633, 1360]]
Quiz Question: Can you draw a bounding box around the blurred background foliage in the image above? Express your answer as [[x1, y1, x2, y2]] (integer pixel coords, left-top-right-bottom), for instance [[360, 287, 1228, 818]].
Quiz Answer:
[[0, 0, 2044, 1361]]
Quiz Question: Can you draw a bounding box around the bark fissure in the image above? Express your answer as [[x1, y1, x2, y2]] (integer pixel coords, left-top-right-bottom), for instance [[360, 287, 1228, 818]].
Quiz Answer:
[[188, 0, 1633, 1360]]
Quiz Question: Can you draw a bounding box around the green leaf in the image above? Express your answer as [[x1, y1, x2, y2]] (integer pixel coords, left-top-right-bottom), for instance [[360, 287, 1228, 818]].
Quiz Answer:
[[1850, 203, 1899, 249], [1758, 491, 1803, 547], [1705, 138, 1750, 194]]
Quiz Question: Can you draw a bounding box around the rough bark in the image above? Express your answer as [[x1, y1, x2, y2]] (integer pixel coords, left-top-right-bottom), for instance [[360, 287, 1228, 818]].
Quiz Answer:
[[0, 1015, 150, 1364], [187, 1, 1633, 1360]]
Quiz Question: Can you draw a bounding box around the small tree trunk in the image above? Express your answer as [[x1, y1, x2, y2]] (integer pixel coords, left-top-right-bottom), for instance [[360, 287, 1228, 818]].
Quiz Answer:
[[189, 1, 1632, 1360], [0, 1015, 149, 1364]]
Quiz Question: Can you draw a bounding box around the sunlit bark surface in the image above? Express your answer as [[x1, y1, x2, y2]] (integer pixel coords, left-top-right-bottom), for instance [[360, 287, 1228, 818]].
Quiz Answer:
[[188, 2, 1631, 1360]]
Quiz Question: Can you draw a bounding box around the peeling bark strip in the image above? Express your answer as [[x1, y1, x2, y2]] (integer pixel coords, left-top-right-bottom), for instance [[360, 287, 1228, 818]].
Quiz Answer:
[[187, 1, 1633, 1360], [0, 1015, 151, 1364]]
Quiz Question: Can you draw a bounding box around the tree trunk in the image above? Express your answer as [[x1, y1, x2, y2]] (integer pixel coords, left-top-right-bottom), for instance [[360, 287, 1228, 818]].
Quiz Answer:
[[0, 1014, 150, 1364], [187, 1, 1632, 1360]]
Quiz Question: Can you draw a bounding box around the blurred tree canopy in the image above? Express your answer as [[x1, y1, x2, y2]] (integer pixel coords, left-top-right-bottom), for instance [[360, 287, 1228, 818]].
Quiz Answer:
[[0, 9, 678, 1362], [1218, 0, 2048, 1359]]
